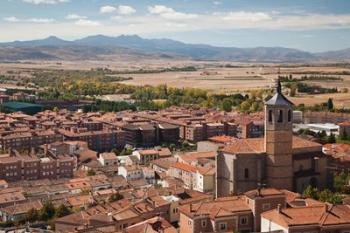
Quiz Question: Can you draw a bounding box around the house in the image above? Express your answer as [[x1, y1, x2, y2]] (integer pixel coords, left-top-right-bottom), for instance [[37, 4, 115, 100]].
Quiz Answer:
[[118, 165, 143, 181], [179, 196, 253, 233], [98, 152, 118, 166], [124, 216, 177, 233], [261, 203, 350, 233], [168, 162, 215, 193], [0, 200, 42, 222], [133, 148, 172, 165]]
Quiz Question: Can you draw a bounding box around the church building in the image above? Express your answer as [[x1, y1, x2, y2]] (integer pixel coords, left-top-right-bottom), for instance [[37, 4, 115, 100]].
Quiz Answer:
[[216, 80, 327, 197]]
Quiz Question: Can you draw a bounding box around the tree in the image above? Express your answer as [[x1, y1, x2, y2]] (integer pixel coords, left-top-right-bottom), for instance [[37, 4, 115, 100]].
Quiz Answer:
[[40, 201, 55, 221], [108, 192, 124, 203], [327, 133, 336, 143], [327, 98, 334, 111], [334, 171, 349, 192], [240, 100, 251, 113], [221, 98, 232, 112], [303, 185, 319, 200], [55, 204, 72, 218], [319, 189, 342, 204], [26, 208, 39, 222], [341, 130, 349, 141], [87, 169, 96, 176]]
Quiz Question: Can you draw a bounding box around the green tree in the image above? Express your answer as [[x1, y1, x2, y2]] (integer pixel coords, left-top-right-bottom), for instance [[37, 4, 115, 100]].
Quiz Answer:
[[240, 100, 251, 113], [87, 169, 96, 176], [40, 201, 56, 221], [319, 189, 342, 204], [327, 98, 334, 111], [327, 133, 336, 143], [303, 185, 319, 200], [108, 192, 124, 203], [334, 171, 349, 192], [55, 204, 72, 218], [221, 98, 232, 112]]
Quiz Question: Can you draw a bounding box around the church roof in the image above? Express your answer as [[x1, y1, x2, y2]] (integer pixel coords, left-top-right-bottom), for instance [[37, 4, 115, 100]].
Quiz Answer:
[[221, 136, 321, 155], [265, 92, 294, 106], [265, 78, 294, 106]]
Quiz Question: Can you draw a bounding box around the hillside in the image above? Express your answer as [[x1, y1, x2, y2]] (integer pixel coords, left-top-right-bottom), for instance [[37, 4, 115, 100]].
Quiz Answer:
[[0, 35, 348, 62]]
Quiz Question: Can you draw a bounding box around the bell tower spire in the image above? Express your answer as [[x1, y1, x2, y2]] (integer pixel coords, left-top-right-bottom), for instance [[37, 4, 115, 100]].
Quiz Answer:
[[264, 77, 294, 190], [276, 78, 282, 94]]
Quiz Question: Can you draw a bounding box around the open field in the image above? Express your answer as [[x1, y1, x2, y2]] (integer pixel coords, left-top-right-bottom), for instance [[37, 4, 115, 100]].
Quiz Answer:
[[1, 61, 350, 107]]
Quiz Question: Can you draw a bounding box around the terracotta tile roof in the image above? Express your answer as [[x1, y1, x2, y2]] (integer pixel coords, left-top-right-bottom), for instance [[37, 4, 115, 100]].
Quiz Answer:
[[208, 135, 237, 144], [221, 136, 322, 154], [245, 188, 284, 199], [179, 151, 216, 162], [179, 196, 250, 219], [100, 152, 117, 160], [67, 195, 94, 207], [172, 162, 197, 173], [0, 200, 42, 215], [221, 138, 265, 154], [125, 217, 177, 233], [262, 204, 350, 228], [152, 158, 178, 170]]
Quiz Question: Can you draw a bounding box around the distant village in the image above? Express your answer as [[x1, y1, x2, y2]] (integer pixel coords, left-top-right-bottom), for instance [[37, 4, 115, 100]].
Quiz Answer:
[[0, 82, 350, 232]]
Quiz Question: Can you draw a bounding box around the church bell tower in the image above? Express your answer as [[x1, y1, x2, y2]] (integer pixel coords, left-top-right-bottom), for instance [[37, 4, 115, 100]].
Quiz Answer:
[[265, 78, 294, 190]]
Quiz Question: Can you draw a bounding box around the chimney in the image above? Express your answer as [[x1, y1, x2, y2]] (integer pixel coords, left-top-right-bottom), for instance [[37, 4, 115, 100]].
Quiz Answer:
[[190, 203, 194, 212], [44, 144, 48, 155], [257, 186, 261, 197], [277, 204, 282, 213]]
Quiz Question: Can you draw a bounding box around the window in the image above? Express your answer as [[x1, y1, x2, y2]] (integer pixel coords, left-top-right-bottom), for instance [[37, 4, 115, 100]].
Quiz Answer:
[[244, 168, 249, 179], [278, 110, 283, 123], [288, 109, 292, 122], [201, 219, 207, 228], [188, 220, 192, 226], [268, 110, 273, 122], [262, 203, 271, 211], [240, 216, 248, 225], [219, 223, 227, 231]]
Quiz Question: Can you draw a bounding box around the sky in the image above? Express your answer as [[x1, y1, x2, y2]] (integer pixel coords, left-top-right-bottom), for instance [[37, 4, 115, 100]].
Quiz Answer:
[[1, 0, 350, 52]]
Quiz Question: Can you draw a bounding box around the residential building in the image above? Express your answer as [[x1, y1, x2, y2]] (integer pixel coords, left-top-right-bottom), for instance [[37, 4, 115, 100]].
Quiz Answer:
[[261, 203, 350, 233], [98, 152, 118, 166]]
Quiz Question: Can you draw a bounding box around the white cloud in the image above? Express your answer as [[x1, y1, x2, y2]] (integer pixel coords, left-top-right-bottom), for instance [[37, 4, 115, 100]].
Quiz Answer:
[[22, 0, 69, 4], [75, 19, 100, 27], [66, 14, 87, 20], [4, 16, 20, 22], [222, 11, 272, 22], [213, 1, 221, 5], [100, 5, 116, 14], [28, 18, 55, 23], [117, 5, 136, 15], [101, 5, 136, 15], [148, 5, 198, 20], [3, 16, 54, 23], [3, 10, 350, 43]]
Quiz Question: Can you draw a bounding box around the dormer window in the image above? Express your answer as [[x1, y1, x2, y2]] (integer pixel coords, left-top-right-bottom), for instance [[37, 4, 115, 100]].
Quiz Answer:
[[278, 110, 283, 123]]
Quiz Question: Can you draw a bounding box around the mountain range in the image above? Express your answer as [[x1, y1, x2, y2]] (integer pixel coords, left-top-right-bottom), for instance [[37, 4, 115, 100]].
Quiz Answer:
[[0, 35, 349, 62]]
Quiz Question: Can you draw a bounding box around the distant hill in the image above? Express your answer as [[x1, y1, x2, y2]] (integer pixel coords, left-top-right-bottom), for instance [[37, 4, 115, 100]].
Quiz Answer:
[[0, 34, 348, 62]]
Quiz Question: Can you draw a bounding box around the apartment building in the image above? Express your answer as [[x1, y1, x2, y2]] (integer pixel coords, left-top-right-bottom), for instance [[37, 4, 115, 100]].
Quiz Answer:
[[59, 128, 125, 152], [0, 153, 74, 182], [168, 162, 215, 192], [133, 148, 172, 165], [0, 129, 63, 151]]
